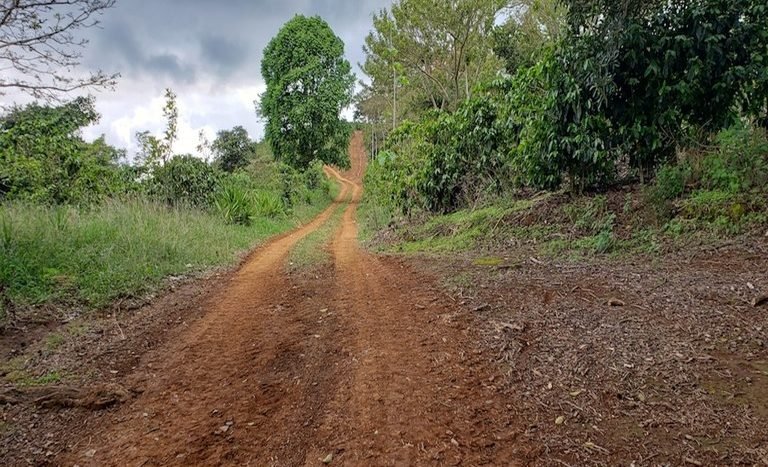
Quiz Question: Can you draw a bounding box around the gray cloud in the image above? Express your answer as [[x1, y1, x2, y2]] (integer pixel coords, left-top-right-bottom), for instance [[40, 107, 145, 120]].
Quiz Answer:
[[80, 0, 392, 153], [145, 54, 197, 84], [87, 20, 197, 84], [200, 35, 249, 78]]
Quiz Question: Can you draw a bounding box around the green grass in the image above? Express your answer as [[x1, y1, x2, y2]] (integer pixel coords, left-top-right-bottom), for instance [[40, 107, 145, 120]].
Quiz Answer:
[[376, 186, 761, 260], [45, 333, 65, 351], [6, 370, 63, 387], [395, 201, 532, 253], [288, 200, 348, 270], [357, 197, 395, 244], [0, 194, 332, 314], [328, 174, 343, 201], [0, 357, 62, 386]]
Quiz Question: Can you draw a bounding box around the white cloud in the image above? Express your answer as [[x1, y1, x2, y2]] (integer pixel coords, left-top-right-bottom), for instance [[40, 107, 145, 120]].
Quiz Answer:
[[83, 83, 268, 160]]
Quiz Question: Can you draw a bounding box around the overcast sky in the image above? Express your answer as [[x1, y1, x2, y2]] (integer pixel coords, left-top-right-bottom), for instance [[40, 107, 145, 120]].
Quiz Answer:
[[76, 0, 391, 157]]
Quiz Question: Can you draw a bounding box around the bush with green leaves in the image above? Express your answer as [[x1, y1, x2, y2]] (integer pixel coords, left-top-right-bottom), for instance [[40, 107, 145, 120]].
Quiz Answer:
[[0, 97, 129, 205], [303, 160, 327, 190], [214, 182, 255, 226], [533, 0, 768, 187], [253, 192, 285, 218], [646, 123, 768, 228], [212, 126, 255, 173], [698, 125, 768, 193], [147, 155, 220, 207], [364, 87, 519, 214]]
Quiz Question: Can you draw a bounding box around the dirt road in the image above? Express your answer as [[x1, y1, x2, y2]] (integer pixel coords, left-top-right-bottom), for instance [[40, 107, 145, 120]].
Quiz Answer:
[[55, 132, 521, 466]]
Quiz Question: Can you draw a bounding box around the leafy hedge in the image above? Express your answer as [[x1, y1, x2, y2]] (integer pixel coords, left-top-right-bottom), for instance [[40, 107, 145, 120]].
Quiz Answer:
[[367, 0, 768, 214]]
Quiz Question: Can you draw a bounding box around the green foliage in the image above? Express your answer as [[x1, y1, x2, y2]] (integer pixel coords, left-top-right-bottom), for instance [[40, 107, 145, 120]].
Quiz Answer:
[[212, 126, 255, 173], [136, 89, 179, 170], [647, 124, 768, 224], [563, 196, 614, 233], [547, 0, 768, 182], [362, 0, 768, 212], [147, 155, 220, 208], [0, 97, 128, 205], [260, 15, 355, 169], [253, 192, 285, 218], [360, 0, 504, 123], [0, 198, 331, 312], [492, 0, 566, 74], [288, 201, 346, 269], [365, 84, 519, 214], [303, 159, 326, 190], [214, 182, 255, 226], [651, 165, 689, 202], [698, 125, 768, 193], [398, 205, 511, 253]]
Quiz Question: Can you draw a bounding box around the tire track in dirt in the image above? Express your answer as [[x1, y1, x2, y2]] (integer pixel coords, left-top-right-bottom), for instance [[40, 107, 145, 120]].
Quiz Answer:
[[58, 172, 357, 466], [302, 133, 523, 465]]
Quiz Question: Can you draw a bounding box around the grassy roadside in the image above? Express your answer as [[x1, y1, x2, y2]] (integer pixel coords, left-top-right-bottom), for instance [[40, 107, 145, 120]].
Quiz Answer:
[[0, 193, 333, 322], [361, 186, 768, 261]]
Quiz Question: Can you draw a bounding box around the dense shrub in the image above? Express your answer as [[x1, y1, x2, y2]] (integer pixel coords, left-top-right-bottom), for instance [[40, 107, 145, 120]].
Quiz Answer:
[[0, 98, 129, 205], [253, 192, 285, 218], [365, 87, 518, 214], [647, 123, 768, 227], [698, 125, 768, 193], [366, 0, 768, 214], [214, 182, 255, 225], [147, 155, 220, 207], [212, 126, 255, 173]]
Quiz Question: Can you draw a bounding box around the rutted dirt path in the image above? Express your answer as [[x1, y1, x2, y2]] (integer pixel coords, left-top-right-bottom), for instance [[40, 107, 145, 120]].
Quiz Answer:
[[53, 132, 521, 466]]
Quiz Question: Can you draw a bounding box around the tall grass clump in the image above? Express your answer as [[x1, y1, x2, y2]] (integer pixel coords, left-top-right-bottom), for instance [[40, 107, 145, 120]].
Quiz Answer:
[[214, 183, 256, 225]]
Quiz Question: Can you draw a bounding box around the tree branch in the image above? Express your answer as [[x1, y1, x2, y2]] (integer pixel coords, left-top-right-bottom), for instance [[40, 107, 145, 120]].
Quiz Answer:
[[0, 0, 117, 101]]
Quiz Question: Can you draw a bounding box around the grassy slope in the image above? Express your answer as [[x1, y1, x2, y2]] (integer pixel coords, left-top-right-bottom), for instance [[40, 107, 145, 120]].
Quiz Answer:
[[0, 195, 332, 315], [362, 187, 768, 260]]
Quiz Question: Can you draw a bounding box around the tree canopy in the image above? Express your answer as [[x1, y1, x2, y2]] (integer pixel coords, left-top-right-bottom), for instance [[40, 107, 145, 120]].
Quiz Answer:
[[0, 97, 126, 204], [259, 15, 355, 170], [359, 0, 505, 125], [212, 126, 255, 173]]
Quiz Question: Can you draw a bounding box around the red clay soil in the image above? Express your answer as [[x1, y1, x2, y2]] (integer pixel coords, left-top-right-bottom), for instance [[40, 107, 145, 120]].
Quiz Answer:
[[46, 132, 524, 466]]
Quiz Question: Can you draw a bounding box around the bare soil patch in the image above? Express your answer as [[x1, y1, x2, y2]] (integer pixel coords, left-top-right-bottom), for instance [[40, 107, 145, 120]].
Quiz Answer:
[[407, 240, 768, 466]]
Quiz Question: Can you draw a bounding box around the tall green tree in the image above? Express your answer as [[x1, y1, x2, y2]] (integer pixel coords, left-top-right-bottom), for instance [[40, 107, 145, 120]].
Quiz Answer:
[[359, 0, 505, 125], [136, 88, 179, 171], [259, 15, 355, 170], [212, 126, 254, 173]]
